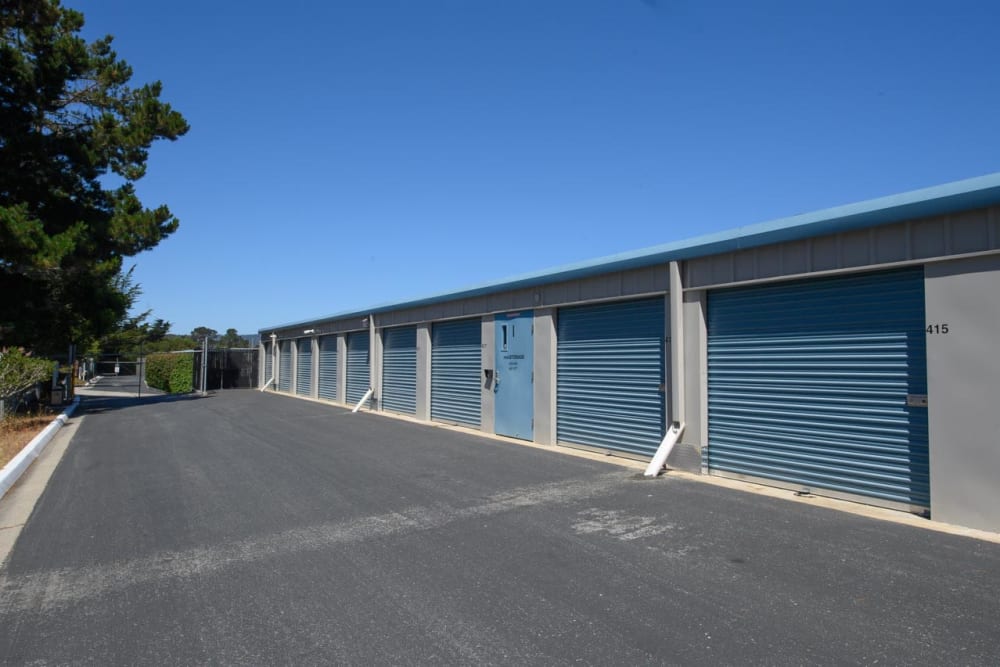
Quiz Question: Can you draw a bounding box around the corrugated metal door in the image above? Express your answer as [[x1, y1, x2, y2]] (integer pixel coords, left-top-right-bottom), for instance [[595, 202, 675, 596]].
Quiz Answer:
[[278, 341, 292, 392], [296, 339, 312, 396], [431, 319, 481, 427], [318, 335, 338, 401], [707, 268, 929, 508], [557, 298, 666, 457], [346, 331, 370, 406], [382, 326, 417, 414], [263, 343, 273, 387]]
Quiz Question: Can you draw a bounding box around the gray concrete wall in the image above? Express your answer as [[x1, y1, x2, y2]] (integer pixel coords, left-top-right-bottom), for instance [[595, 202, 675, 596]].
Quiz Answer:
[[926, 254, 1000, 531], [678, 289, 707, 472], [309, 336, 319, 398], [372, 324, 383, 411], [533, 309, 557, 446], [271, 266, 669, 336], [480, 316, 495, 434], [336, 335, 347, 405], [258, 342, 266, 388], [416, 324, 431, 420], [271, 340, 285, 391], [668, 263, 684, 427], [686, 205, 1000, 290]]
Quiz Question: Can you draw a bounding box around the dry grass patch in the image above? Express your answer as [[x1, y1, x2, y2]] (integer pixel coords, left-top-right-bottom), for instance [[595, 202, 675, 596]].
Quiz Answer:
[[0, 411, 57, 469]]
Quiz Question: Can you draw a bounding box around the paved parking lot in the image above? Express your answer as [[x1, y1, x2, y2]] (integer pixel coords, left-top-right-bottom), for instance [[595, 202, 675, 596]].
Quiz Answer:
[[1, 386, 999, 665]]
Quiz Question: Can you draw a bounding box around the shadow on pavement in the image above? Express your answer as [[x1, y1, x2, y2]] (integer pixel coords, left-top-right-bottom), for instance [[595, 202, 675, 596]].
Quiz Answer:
[[78, 392, 213, 415], [75, 376, 213, 415]]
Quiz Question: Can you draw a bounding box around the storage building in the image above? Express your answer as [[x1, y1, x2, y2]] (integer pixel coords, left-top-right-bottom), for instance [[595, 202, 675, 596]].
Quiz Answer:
[[259, 173, 1000, 533]]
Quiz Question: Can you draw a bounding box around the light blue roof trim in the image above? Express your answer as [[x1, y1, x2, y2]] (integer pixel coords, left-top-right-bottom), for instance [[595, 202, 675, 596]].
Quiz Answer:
[[262, 172, 1000, 332]]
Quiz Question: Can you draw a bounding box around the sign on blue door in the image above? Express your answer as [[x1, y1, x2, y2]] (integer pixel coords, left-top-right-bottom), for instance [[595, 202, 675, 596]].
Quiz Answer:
[[494, 311, 533, 440]]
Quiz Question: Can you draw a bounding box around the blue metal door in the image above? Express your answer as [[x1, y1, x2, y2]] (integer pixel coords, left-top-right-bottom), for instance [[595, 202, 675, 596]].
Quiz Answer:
[[382, 326, 417, 414], [431, 319, 482, 427], [494, 312, 533, 439], [318, 335, 337, 401], [346, 331, 370, 406], [295, 339, 312, 396], [557, 298, 666, 457], [707, 268, 929, 509], [278, 342, 292, 392]]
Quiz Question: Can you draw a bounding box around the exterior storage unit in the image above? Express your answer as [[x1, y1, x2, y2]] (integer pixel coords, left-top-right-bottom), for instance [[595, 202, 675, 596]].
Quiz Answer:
[[318, 335, 337, 401], [556, 298, 666, 457], [431, 319, 481, 427], [346, 331, 370, 406], [278, 342, 292, 392], [382, 326, 417, 414], [706, 268, 930, 509], [295, 339, 312, 396]]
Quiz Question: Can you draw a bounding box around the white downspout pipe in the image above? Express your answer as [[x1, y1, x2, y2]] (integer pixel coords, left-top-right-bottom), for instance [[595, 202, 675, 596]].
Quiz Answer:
[[261, 333, 277, 391], [644, 422, 685, 477], [352, 387, 374, 413]]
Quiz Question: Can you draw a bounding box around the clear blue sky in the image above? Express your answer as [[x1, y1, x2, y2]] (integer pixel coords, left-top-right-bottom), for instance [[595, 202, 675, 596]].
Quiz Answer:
[[72, 0, 1000, 336]]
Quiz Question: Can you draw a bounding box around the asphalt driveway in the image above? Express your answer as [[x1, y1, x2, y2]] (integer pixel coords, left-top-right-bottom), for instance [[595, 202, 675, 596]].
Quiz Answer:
[[1, 387, 998, 665]]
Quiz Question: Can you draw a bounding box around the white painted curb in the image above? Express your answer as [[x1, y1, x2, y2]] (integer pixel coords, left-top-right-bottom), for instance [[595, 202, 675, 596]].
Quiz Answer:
[[0, 397, 80, 499]]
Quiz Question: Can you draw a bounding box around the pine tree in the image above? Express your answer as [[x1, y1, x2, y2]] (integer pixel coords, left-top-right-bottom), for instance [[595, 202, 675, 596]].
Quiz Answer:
[[0, 0, 188, 351]]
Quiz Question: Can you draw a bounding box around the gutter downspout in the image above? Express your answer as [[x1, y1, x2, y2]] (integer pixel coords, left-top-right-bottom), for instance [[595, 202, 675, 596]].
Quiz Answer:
[[260, 333, 277, 391], [352, 315, 376, 413], [352, 387, 374, 413], [644, 422, 685, 477]]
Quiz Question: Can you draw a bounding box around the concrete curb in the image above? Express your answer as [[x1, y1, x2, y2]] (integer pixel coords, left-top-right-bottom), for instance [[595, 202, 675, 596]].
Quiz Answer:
[[0, 397, 80, 499]]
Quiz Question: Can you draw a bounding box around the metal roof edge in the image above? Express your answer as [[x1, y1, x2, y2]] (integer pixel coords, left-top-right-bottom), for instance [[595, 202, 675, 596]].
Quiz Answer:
[[260, 171, 1000, 333]]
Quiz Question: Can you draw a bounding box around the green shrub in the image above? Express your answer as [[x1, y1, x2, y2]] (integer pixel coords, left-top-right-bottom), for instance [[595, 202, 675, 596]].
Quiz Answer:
[[145, 352, 194, 393], [145, 354, 171, 390], [167, 354, 193, 393], [0, 350, 54, 399]]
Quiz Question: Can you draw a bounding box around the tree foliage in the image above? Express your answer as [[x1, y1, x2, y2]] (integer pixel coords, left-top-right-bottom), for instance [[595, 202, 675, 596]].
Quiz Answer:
[[217, 328, 248, 348], [190, 326, 217, 340], [146, 318, 170, 342], [0, 0, 188, 352]]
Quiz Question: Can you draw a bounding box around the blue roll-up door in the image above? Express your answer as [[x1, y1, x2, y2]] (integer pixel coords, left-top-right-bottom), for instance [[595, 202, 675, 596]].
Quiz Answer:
[[318, 335, 338, 401], [431, 319, 481, 427], [382, 326, 417, 414], [346, 331, 370, 406], [263, 342, 273, 387], [296, 339, 312, 396], [557, 298, 666, 457], [278, 342, 292, 393], [707, 268, 929, 508]]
